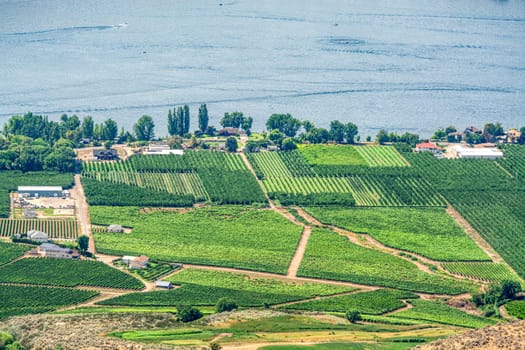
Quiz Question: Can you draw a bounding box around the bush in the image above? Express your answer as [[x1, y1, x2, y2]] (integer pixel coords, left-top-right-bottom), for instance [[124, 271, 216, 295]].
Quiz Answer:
[[216, 298, 237, 313], [346, 310, 362, 323], [177, 306, 203, 322]]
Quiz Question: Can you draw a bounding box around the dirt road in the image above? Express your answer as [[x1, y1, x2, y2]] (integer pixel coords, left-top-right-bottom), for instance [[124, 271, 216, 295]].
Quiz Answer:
[[70, 174, 95, 253], [287, 226, 311, 278]]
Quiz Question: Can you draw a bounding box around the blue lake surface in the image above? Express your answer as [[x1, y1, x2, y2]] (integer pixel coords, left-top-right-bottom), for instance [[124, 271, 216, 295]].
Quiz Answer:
[[0, 0, 524, 137]]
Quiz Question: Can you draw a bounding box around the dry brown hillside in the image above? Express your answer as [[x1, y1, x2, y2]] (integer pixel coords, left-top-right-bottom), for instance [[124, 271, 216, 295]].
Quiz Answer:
[[415, 320, 525, 350]]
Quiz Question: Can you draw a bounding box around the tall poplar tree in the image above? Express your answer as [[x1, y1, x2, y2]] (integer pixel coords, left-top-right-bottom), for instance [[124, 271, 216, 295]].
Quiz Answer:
[[183, 105, 190, 134], [198, 104, 209, 133]]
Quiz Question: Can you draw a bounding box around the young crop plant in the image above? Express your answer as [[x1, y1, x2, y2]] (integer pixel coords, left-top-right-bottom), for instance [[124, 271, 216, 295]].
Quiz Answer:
[[297, 228, 475, 294], [99, 268, 355, 307], [304, 207, 488, 261], [92, 206, 303, 274]]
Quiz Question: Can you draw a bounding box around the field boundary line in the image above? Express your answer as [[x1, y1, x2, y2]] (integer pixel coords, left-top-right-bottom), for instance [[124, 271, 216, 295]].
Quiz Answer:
[[239, 152, 272, 207]]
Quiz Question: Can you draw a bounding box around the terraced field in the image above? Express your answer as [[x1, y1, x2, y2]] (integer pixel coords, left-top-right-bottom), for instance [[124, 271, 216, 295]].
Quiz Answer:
[[442, 262, 522, 283]]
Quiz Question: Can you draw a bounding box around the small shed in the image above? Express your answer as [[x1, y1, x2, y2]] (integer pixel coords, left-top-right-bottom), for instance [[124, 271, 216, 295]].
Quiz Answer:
[[122, 256, 137, 265], [155, 280, 173, 289], [108, 224, 124, 233]]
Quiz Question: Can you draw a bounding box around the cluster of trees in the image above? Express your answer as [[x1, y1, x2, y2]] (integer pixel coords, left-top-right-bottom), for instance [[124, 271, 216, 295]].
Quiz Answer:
[[472, 280, 522, 317], [432, 123, 525, 145], [263, 114, 360, 150], [220, 111, 253, 133], [0, 136, 76, 172], [376, 129, 420, 145], [168, 106, 190, 136], [2, 112, 134, 146]]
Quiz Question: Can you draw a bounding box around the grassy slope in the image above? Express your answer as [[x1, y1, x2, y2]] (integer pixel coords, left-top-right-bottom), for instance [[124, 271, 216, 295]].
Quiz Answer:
[[298, 144, 367, 166]]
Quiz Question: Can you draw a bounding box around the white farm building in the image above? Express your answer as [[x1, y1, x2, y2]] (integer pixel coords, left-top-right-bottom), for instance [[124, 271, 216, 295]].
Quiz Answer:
[[18, 186, 63, 198], [451, 146, 503, 160]]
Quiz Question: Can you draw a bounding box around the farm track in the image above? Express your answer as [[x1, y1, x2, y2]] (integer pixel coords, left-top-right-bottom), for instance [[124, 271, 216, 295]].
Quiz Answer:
[[292, 207, 440, 275], [382, 299, 414, 316], [287, 226, 311, 278], [71, 174, 95, 254]]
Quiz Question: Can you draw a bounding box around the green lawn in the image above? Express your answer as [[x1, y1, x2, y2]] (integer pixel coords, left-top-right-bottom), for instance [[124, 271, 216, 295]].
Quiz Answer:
[[281, 289, 418, 314], [298, 144, 367, 166], [304, 207, 488, 261], [99, 268, 354, 307], [391, 299, 496, 328], [297, 229, 475, 294], [92, 206, 303, 274]]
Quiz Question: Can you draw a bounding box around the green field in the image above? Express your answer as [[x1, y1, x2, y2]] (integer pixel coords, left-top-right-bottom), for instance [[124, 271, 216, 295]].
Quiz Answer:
[[298, 144, 368, 166], [83, 151, 266, 205], [0, 241, 29, 266], [297, 229, 475, 294], [505, 300, 525, 319], [354, 146, 408, 167], [281, 289, 418, 314], [0, 257, 144, 289], [0, 284, 98, 319], [261, 343, 415, 350], [391, 299, 496, 328], [442, 262, 522, 284], [92, 206, 303, 274], [304, 207, 488, 261], [99, 268, 355, 307]]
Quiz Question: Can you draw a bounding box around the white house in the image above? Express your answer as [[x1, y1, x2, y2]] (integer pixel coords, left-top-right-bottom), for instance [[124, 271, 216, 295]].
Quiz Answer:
[[36, 243, 80, 259], [27, 230, 49, 243]]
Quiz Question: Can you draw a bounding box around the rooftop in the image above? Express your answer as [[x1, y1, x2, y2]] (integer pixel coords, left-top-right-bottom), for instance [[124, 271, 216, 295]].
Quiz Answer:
[[18, 186, 63, 192]]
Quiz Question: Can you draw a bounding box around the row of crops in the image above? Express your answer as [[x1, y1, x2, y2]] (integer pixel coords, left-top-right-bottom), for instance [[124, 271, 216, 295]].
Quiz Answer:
[[82, 151, 266, 205], [399, 146, 525, 279], [247, 149, 444, 206], [0, 218, 79, 239], [0, 257, 144, 290], [442, 262, 522, 284], [0, 284, 98, 319]]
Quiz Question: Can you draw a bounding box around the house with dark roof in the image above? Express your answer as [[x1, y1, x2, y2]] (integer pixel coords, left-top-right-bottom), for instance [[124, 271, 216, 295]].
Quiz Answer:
[[93, 149, 119, 161]]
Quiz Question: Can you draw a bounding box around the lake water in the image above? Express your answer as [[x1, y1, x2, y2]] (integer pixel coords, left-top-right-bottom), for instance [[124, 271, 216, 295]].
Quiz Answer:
[[1, 0, 524, 138]]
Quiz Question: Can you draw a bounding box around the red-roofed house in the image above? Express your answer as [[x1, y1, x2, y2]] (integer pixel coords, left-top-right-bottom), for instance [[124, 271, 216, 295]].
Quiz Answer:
[[415, 142, 441, 153]]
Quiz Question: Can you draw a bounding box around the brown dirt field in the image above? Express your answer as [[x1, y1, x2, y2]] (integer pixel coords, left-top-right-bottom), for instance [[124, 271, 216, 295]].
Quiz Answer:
[[414, 320, 525, 350], [286, 226, 311, 278]]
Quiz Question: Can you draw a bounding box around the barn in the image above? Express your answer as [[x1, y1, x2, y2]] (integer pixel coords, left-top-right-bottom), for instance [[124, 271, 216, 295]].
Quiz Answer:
[[18, 186, 63, 198]]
